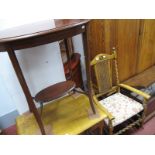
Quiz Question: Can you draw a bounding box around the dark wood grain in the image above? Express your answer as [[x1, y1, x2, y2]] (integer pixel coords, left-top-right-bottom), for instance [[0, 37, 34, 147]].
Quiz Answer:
[[0, 20, 90, 52], [124, 65, 155, 88], [88, 20, 115, 59], [83, 24, 96, 114], [34, 81, 76, 103], [88, 19, 141, 82], [136, 20, 155, 73], [64, 39, 73, 79], [115, 19, 140, 81], [64, 53, 83, 88], [7, 48, 46, 135]]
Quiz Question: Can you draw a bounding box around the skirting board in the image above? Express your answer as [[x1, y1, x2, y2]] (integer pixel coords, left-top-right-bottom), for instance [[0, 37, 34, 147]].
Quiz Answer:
[[0, 110, 19, 129]]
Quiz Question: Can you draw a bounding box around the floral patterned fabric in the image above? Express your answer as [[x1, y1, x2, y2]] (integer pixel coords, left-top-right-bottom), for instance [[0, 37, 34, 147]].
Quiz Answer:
[[99, 93, 143, 126]]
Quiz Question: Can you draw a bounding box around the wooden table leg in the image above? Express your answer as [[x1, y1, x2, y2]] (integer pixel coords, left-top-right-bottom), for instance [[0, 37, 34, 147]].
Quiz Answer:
[[82, 25, 96, 114], [88, 121, 104, 135], [64, 38, 73, 79], [7, 48, 46, 135]]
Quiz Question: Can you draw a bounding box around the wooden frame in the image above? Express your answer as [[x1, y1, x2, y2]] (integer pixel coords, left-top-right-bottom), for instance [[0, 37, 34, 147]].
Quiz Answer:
[[91, 48, 151, 134], [0, 19, 96, 135]]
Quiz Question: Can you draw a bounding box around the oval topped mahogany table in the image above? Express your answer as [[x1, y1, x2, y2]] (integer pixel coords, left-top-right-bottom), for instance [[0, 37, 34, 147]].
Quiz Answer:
[[0, 19, 96, 135], [34, 81, 76, 103]]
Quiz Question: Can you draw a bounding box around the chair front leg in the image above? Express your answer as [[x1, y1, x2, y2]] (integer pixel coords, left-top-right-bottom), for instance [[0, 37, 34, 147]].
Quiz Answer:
[[109, 119, 113, 135]]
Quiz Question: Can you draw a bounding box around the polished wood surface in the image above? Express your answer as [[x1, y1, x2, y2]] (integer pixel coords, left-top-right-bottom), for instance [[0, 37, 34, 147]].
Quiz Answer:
[[83, 24, 96, 113], [64, 53, 83, 88], [34, 81, 76, 103], [0, 20, 89, 42], [124, 65, 155, 88], [7, 48, 46, 134], [0, 19, 90, 51], [88, 20, 113, 59], [59, 38, 83, 88], [115, 20, 140, 81], [89, 19, 140, 82], [64, 53, 81, 74], [88, 19, 155, 82], [137, 20, 155, 73]]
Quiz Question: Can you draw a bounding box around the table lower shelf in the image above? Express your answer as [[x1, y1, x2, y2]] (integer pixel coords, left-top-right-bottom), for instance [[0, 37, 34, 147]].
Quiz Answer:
[[16, 93, 107, 135]]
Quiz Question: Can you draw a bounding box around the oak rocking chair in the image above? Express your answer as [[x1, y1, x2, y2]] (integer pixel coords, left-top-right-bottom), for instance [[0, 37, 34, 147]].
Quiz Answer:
[[91, 48, 151, 135]]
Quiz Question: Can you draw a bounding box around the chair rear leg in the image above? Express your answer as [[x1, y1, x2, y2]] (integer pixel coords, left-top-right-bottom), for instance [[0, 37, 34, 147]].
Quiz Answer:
[[109, 120, 113, 135], [141, 100, 147, 127]]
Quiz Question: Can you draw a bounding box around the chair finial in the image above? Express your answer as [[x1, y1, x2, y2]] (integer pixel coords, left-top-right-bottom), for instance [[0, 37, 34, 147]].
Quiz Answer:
[[112, 47, 117, 58], [112, 47, 116, 51]]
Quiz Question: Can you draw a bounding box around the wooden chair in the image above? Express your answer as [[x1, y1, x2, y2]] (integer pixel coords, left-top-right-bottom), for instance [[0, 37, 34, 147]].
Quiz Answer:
[[91, 48, 151, 134]]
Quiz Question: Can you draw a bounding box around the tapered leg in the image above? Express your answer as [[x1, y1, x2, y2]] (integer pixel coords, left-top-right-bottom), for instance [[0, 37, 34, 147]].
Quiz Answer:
[[109, 120, 113, 135], [64, 39, 73, 79], [82, 24, 96, 114], [7, 49, 46, 135]]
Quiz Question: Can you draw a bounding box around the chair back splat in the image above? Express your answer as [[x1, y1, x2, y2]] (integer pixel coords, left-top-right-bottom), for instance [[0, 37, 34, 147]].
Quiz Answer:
[[91, 48, 118, 95]]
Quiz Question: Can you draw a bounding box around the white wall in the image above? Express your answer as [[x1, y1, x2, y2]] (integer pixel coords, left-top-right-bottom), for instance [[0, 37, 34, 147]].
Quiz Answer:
[[0, 19, 66, 115], [0, 73, 17, 117], [0, 43, 66, 115]]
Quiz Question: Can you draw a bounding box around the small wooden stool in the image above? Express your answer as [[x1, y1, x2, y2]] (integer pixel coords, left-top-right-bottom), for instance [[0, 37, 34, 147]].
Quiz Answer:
[[34, 80, 76, 115]]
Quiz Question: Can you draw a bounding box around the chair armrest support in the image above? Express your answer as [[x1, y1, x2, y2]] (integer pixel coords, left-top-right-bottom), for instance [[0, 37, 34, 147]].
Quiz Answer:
[[93, 95, 114, 120], [119, 84, 151, 100]]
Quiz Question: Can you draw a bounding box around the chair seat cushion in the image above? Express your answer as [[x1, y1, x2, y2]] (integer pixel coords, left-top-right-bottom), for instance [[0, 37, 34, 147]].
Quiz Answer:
[[99, 93, 143, 126]]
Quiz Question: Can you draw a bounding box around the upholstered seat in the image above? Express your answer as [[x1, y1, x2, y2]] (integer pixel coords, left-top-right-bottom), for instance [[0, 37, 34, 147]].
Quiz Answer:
[[91, 49, 150, 134], [99, 93, 143, 127]]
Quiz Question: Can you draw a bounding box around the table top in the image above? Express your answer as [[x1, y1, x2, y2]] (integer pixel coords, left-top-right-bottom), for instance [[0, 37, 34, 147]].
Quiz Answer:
[[0, 19, 90, 52], [0, 19, 89, 42], [16, 94, 107, 135]]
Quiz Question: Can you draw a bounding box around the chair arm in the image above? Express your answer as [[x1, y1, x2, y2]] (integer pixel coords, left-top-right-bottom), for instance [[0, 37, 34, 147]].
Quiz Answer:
[[93, 95, 114, 120], [119, 84, 151, 100]]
